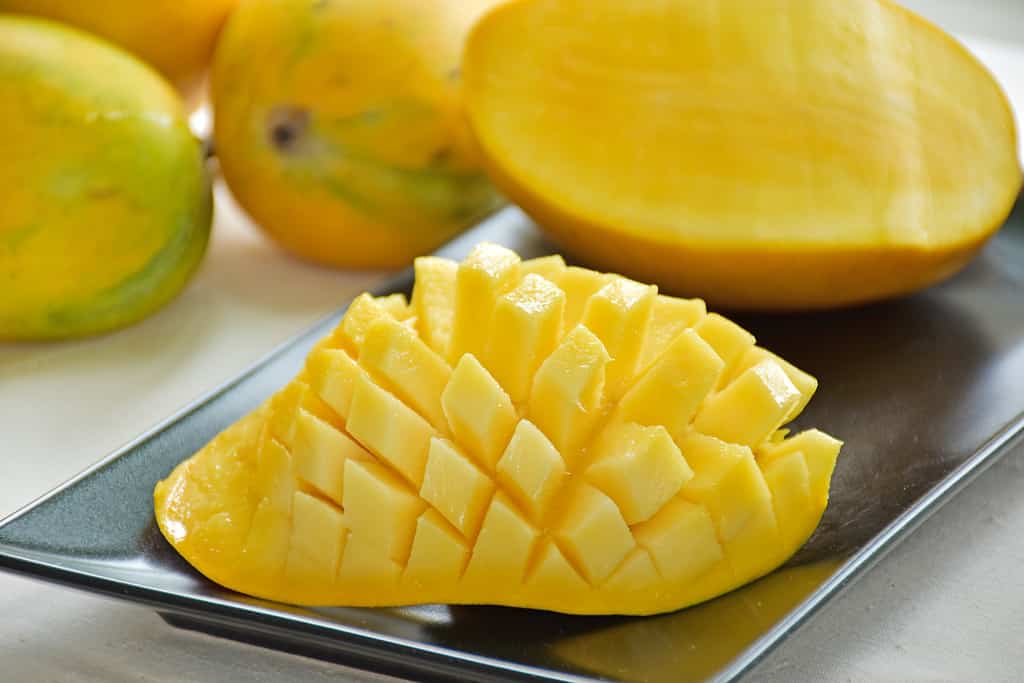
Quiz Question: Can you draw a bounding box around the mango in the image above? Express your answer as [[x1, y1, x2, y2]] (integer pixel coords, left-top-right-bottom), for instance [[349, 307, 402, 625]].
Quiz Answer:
[[155, 244, 842, 616], [463, 0, 1023, 310], [0, 17, 212, 340], [210, 0, 503, 270], [0, 0, 237, 104]]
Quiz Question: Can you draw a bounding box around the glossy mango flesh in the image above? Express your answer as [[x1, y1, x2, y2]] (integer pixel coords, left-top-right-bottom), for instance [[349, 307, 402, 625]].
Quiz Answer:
[[463, 0, 1022, 310], [155, 244, 842, 615]]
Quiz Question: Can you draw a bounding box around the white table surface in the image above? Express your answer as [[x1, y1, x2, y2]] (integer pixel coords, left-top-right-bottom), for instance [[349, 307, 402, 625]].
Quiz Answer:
[[3, 4, 1024, 681]]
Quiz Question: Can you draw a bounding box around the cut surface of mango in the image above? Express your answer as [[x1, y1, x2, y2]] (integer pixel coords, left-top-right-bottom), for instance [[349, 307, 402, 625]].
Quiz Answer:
[[154, 244, 842, 615], [463, 0, 1022, 310]]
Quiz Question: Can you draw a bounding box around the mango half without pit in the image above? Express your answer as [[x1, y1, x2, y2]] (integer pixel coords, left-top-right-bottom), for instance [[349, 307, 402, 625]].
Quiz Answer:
[[155, 244, 842, 616], [463, 0, 1022, 310], [0, 17, 212, 341]]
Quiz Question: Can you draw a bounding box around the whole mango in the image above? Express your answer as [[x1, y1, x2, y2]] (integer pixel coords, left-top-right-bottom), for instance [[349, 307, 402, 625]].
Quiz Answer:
[[0, 0, 237, 103], [0, 17, 212, 341], [211, 0, 503, 269]]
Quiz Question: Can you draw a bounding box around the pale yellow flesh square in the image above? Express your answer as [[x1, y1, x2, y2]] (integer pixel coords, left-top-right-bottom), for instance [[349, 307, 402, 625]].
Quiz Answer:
[[527, 540, 589, 592], [519, 254, 567, 282], [731, 346, 818, 421], [268, 381, 308, 448], [360, 316, 452, 431], [586, 422, 693, 525], [292, 408, 371, 506], [336, 293, 392, 354], [485, 273, 566, 405], [639, 294, 708, 369], [616, 328, 724, 441], [346, 374, 436, 487], [558, 266, 612, 330], [463, 493, 539, 585], [342, 459, 425, 566], [441, 354, 518, 471], [556, 483, 636, 584], [757, 429, 842, 506], [306, 348, 364, 420], [284, 491, 347, 584], [632, 498, 723, 583], [255, 433, 296, 514], [694, 359, 800, 448], [527, 325, 610, 459], [762, 450, 815, 550], [449, 243, 521, 364], [419, 437, 495, 539], [694, 313, 756, 389], [580, 277, 657, 398], [495, 419, 567, 522], [404, 509, 471, 585], [412, 256, 458, 358]]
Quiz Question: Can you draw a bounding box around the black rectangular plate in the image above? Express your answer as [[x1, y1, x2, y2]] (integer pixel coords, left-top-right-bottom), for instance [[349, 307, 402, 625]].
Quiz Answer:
[[2, 203, 1024, 682]]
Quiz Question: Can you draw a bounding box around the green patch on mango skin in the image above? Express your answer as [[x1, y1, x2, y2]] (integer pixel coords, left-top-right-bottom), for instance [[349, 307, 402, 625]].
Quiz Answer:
[[0, 16, 213, 341], [270, 106, 502, 225]]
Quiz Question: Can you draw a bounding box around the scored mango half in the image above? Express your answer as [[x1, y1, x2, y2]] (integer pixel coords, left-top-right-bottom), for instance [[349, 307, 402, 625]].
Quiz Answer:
[[155, 244, 842, 615]]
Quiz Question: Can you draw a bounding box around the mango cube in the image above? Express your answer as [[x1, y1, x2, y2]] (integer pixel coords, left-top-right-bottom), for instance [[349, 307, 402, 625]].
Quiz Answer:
[[292, 408, 370, 505], [694, 359, 800, 448], [449, 243, 520, 363], [284, 491, 346, 584], [519, 254, 567, 282], [527, 325, 610, 459], [412, 256, 458, 357], [343, 459, 424, 566], [441, 354, 518, 470], [694, 313, 756, 388], [405, 509, 471, 585], [360, 316, 452, 431], [306, 348, 364, 420], [495, 419, 566, 522], [616, 329, 724, 441], [462, 493, 539, 585], [639, 294, 708, 369], [347, 373, 436, 486], [581, 277, 657, 398], [486, 274, 566, 404], [556, 483, 635, 584], [586, 422, 693, 525], [155, 243, 842, 616], [632, 498, 723, 583], [419, 437, 494, 539], [558, 266, 612, 329]]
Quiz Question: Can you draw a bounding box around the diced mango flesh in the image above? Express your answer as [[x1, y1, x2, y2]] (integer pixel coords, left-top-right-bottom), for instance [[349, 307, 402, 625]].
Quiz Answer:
[[154, 246, 842, 615]]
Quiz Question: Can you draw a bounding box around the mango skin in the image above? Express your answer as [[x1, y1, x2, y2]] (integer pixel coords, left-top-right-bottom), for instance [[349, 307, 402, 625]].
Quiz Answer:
[[0, 0, 237, 103], [0, 17, 213, 341], [211, 0, 503, 270]]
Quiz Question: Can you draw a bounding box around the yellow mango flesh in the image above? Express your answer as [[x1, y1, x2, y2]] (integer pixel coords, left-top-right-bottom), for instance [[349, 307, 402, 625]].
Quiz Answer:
[[463, 0, 1022, 310], [0, 0, 237, 104], [155, 244, 842, 615], [0, 17, 212, 340], [211, 0, 503, 269]]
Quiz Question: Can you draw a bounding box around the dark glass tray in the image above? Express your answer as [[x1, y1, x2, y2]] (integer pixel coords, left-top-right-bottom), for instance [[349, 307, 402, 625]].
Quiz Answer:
[[2, 200, 1023, 682]]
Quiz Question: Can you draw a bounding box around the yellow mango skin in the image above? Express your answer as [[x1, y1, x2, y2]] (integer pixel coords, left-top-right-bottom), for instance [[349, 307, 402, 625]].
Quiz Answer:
[[464, 0, 1022, 310], [211, 0, 503, 269], [155, 247, 842, 616], [0, 0, 236, 104], [0, 17, 212, 340]]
